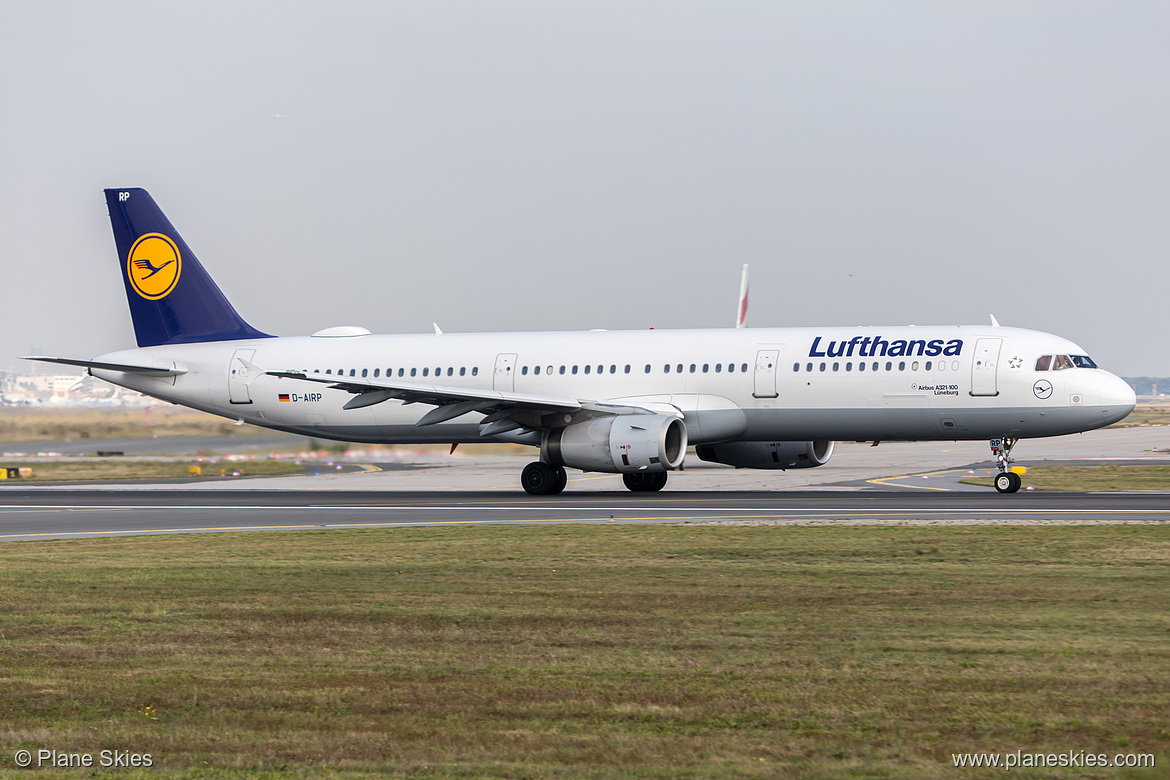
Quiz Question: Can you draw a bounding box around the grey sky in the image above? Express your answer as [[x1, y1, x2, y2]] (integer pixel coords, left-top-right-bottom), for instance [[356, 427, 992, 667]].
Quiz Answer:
[[3, 2, 1167, 376]]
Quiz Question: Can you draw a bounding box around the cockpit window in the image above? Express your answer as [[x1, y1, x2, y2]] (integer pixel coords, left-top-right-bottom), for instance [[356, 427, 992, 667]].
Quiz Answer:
[[1034, 355, 1052, 371], [1071, 355, 1098, 369], [1052, 355, 1074, 371]]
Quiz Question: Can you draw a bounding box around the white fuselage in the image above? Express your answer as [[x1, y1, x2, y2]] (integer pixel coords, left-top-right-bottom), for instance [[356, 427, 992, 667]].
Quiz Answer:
[[90, 325, 1136, 447]]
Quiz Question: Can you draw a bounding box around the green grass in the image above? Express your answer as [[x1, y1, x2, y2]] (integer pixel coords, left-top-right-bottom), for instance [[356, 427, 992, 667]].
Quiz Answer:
[[0, 459, 305, 482], [964, 464, 1170, 491], [0, 525, 1167, 778]]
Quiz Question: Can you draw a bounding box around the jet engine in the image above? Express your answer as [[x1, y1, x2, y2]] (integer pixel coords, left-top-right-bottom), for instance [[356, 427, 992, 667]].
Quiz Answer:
[[543, 415, 687, 473], [694, 440, 834, 470]]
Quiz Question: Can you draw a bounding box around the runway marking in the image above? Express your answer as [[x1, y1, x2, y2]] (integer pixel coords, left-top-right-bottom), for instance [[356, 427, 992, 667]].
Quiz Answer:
[[0, 504, 1166, 515], [0, 517, 613, 539], [866, 467, 972, 490]]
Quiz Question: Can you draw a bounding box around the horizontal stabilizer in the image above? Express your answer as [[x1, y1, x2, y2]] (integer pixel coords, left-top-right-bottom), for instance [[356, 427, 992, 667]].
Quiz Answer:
[[22, 356, 187, 376]]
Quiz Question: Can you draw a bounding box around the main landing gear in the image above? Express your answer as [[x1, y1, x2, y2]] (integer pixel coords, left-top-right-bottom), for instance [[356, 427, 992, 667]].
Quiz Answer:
[[990, 437, 1022, 494], [623, 472, 668, 492], [521, 462, 568, 496], [520, 463, 670, 495]]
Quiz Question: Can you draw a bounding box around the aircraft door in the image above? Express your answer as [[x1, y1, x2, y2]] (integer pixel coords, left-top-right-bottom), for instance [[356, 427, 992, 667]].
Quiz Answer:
[[970, 338, 1002, 397], [228, 348, 256, 404], [493, 353, 517, 392], [752, 349, 780, 399]]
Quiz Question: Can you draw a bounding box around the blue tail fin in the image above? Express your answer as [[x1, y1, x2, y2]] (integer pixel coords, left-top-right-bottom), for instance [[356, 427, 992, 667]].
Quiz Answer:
[[105, 188, 272, 347]]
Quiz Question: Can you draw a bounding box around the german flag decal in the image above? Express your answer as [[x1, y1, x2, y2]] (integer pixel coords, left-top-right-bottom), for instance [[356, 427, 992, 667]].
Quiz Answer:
[[278, 394, 290, 402]]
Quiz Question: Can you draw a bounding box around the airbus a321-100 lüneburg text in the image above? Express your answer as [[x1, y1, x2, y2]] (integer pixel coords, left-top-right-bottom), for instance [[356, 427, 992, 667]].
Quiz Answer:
[[28, 189, 1136, 495]]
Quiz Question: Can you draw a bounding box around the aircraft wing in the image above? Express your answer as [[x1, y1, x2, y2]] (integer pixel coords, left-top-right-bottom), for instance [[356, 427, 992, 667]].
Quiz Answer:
[[22, 356, 188, 376], [265, 369, 673, 436]]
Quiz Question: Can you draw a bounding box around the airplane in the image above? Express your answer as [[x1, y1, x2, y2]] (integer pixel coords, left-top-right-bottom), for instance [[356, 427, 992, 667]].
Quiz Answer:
[[27, 188, 1136, 495]]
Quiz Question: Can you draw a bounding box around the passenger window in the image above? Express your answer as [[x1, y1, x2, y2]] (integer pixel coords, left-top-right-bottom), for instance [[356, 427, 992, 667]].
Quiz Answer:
[[373, 369, 380, 378], [644, 364, 651, 374], [398, 368, 405, 377], [741, 363, 748, 373], [689, 364, 696, 373], [833, 362, 839, 372], [460, 367, 466, 376], [793, 363, 800, 372], [819, 363, 826, 372], [624, 365, 631, 374], [885, 362, 892, 371], [899, 361, 906, 371], [422, 368, 429, 377], [559, 366, 565, 375], [547, 365, 554, 375], [676, 364, 683, 374], [728, 363, 735, 373], [663, 364, 670, 373], [522, 366, 528, 376], [702, 363, 709, 373], [447, 367, 453, 376], [858, 361, 865, 371], [350, 369, 356, 377], [571, 365, 578, 375], [911, 361, 919, 371], [806, 363, 813, 372], [610, 365, 617, 374], [715, 363, 722, 373], [924, 361, 931, 371], [534, 366, 541, 375], [361, 368, 368, 378], [846, 362, 852, 371], [410, 368, 417, 377], [472, 367, 478, 376], [1053, 355, 1073, 371], [585, 365, 591, 374], [325, 369, 332, 375]]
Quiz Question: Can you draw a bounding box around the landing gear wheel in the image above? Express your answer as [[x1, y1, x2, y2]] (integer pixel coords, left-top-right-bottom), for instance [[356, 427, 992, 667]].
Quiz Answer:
[[994, 472, 1022, 494], [551, 465, 568, 495], [623, 472, 668, 492], [521, 462, 558, 496]]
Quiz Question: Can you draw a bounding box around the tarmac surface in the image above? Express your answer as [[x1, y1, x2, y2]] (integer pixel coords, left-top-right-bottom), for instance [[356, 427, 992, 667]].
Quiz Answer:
[[0, 427, 1166, 540]]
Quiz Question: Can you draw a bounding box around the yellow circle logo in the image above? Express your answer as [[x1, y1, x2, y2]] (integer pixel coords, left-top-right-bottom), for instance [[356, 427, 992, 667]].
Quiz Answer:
[[127, 233, 182, 300]]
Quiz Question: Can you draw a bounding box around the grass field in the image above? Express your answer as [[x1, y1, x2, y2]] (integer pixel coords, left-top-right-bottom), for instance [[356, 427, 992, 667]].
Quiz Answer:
[[1110, 403, 1170, 429], [0, 459, 306, 482], [964, 464, 1170, 492], [0, 525, 1166, 779], [0, 406, 279, 444]]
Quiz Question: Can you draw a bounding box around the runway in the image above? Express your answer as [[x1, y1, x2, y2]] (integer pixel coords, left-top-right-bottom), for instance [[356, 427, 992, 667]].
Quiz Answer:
[[0, 488, 1167, 541], [1, 427, 1165, 540]]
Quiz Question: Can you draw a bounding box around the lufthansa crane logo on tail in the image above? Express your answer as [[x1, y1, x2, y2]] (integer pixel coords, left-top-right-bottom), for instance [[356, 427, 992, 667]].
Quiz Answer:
[[127, 233, 181, 299]]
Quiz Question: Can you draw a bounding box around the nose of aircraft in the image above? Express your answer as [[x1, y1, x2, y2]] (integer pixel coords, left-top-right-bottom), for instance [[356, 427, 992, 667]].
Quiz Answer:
[[1097, 372, 1137, 425]]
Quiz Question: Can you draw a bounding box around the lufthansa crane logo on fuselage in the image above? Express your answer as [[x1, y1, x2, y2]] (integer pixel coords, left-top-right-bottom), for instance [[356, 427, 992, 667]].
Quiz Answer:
[[127, 233, 181, 300]]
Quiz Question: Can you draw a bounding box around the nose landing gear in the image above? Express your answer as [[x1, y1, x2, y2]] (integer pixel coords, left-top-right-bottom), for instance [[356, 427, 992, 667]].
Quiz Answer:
[[990, 437, 1022, 493]]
